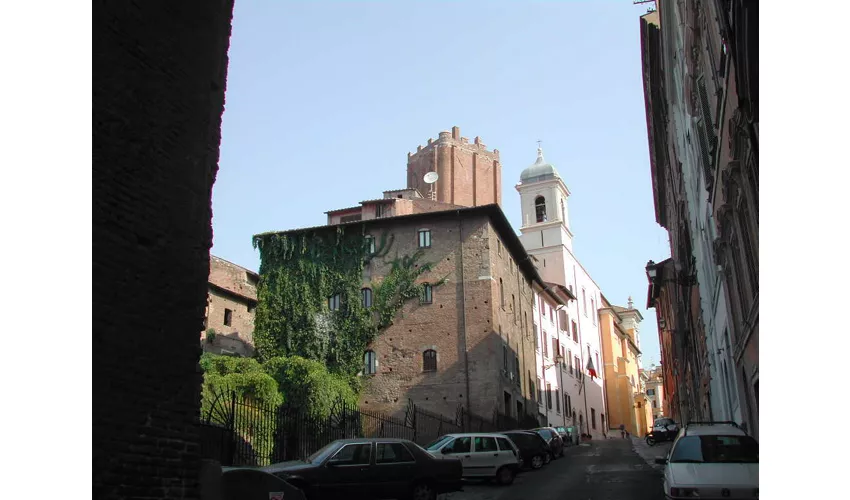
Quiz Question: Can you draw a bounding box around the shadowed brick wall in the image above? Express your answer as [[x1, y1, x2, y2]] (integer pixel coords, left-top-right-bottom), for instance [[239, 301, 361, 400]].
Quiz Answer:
[[94, 1, 234, 498]]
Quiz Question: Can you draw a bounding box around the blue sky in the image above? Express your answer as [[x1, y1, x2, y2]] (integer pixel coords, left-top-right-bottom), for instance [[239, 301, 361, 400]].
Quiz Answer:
[[211, 0, 670, 366]]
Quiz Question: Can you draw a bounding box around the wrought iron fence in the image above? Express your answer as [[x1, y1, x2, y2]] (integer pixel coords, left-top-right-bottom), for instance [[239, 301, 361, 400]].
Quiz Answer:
[[199, 391, 536, 467]]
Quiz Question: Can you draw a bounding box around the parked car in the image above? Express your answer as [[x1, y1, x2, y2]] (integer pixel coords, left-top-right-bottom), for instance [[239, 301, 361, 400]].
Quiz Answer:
[[501, 430, 551, 470], [532, 427, 565, 459], [260, 438, 463, 500], [655, 422, 758, 500], [424, 433, 521, 485], [221, 467, 307, 500], [552, 426, 572, 446]]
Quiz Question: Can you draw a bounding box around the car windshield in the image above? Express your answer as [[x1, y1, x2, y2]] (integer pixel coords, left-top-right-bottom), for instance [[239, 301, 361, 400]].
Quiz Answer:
[[424, 436, 453, 451], [670, 435, 759, 464], [307, 442, 339, 464]]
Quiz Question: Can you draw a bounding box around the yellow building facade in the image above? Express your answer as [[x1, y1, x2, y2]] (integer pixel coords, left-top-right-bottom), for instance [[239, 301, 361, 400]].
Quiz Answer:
[[599, 296, 651, 437]]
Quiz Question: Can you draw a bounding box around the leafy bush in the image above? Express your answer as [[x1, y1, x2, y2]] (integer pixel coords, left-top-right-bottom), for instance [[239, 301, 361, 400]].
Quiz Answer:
[[263, 355, 357, 418]]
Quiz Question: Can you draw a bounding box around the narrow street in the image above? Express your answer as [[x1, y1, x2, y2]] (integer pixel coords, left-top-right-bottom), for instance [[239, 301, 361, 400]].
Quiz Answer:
[[444, 438, 666, 500]]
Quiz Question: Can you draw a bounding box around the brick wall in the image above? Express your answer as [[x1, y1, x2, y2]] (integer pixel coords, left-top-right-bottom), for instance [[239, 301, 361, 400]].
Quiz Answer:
[[359, 212, 538, 420], [406, 127, 502, 208], [93, 1, 234, 498]]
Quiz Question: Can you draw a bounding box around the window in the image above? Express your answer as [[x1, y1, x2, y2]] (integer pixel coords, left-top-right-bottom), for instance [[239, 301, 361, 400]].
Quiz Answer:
[[365, 235, 376, 254], [574, 356, 581, 378], [223, 308, 232, 326], [364, 350, 377, 375], [533, 323, 539, 351], [591, 408, 597, 430], [496, 437, 514, 453], [375, 204, 388, 218], [546, 383, 553, 408], [571, 321, 578, 342], [512, 293, 516, 314], [418, 229, 431, 248], [499, 278, 505, 309], [502, 344, 508, 371], [529, 378, 535, 399], [537, 378, 543, 403], [582, 288, 587, 316], [443, 437, 471, 454], [555, 388, 561, 412], [330, 443, 372, 465], [497, 240, 502, 256], [542, 332, 549, 357], [423, 349, 437, 372], [376, 443, 415, 464], [535, 196, 547, 223], [566, 394, 572, 415], [652, 400, 657, 408], [669, 435, 759, 464], [421, 283, 433, 304], [328, 293, 341, 311], [647, 388, 656, 396], [591, 298, 596, 324], [595, 353, 600, 375], [473, 436, 498, 452], [552, 338, 560, 360], [568, 350, 573, 374], [601, 413, 605, 431], [361, 288, 372, 308], [559, 310, 568, 330]]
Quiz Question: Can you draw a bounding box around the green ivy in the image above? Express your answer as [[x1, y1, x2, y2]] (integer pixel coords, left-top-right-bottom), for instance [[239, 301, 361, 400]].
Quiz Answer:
[[252, 226, 447, 380]]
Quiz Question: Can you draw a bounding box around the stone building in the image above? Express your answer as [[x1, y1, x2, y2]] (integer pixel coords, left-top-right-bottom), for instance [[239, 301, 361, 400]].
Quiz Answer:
[[516, 147, 608, 440], [263, 202, 548, 422], [642, 365, 666, 422], [202, 255, 259, 357], [639, 0, 757, 437], [406, 126, 502, 208], [599, 296, 650, 437]]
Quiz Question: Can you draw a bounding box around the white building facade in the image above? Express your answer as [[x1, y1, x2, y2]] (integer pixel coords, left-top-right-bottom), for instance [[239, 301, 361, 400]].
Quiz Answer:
[[656, 3, 742, 425], [517, 148, 607, 439]]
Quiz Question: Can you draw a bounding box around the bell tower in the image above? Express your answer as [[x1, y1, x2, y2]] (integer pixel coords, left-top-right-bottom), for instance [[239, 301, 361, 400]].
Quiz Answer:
[[516, 146, 573, 254]]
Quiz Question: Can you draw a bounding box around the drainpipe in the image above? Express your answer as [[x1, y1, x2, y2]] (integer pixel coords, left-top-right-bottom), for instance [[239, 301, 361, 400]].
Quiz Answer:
[[458, 216, 471, 425]]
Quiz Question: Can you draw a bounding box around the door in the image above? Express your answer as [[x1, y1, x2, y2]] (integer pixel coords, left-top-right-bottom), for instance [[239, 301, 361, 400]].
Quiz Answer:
[[373, 442, 417, 499], [321, 442, 374, 499], [495, 437, 519, 467], [440, 436, 473, 476], [468, 436, 500, 477]]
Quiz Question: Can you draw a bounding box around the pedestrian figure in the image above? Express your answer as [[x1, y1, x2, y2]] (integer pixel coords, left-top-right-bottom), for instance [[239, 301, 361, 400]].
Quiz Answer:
[[619, 423, 625, 439]]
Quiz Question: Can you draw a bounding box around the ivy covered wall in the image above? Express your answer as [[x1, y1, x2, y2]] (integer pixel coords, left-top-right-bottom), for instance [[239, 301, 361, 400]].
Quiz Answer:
[[252, 225, 446, 380]]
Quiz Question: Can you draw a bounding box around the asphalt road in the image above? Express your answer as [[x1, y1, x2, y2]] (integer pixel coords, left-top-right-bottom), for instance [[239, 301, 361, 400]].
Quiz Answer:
[[441, 437, 667, 500]]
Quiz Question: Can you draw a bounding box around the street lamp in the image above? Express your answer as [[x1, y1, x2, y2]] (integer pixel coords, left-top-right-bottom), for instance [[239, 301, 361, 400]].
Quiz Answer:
[[645, 260, 698, 287]]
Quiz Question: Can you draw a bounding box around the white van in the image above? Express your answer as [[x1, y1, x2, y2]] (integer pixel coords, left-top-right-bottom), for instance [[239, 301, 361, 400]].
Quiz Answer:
[[423, 433, 521, 485]]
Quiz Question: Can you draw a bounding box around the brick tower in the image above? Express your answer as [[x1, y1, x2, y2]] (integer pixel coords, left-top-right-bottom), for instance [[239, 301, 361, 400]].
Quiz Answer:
[[406, 126, 502, 207]]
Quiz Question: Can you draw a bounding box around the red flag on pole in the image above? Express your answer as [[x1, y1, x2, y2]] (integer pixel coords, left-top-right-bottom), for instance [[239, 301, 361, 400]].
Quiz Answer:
[[586, 357, 598, 380]]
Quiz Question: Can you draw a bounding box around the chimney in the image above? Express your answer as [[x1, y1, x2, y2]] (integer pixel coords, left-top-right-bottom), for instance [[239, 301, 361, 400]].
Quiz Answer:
[[452, 126, 460, 139]]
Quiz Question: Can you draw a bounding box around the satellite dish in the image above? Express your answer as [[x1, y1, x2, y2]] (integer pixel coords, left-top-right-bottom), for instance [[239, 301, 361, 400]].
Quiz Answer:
[[423, 172, 439, 184]]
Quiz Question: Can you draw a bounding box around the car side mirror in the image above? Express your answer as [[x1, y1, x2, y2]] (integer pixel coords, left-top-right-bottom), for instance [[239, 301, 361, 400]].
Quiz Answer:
[[654, 458, 668, 465]]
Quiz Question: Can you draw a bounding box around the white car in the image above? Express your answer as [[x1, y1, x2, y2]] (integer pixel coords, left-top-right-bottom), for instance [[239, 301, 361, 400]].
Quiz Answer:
[[423, 433, 521, 485], [656, 422, 758, 499]]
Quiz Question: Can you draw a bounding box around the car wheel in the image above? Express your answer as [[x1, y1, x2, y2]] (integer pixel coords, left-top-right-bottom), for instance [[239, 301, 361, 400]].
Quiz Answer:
[[543, 452, 551, 465], [646, 435, 656, 446], [531, 454, 545, 469], [496, 466, 516, 486], [409, 482, 437, 500]]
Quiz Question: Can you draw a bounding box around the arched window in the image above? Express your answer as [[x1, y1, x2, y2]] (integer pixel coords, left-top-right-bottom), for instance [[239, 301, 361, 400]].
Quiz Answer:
[[328, 293, 342, 311], [361, 287, 372, 308], [421, 283, 433, 304], [423, 349, 437, 372], [364, 350, 377, 375], [535, 196, 547, 223]]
